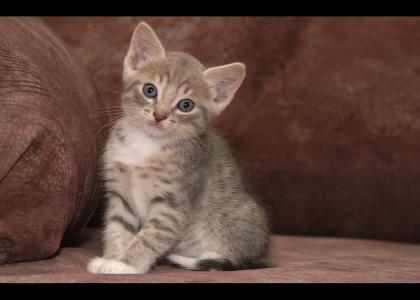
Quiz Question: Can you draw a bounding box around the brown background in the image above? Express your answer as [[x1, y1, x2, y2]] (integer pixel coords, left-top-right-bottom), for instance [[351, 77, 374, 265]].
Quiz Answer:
[[43, 17, 420, 243]]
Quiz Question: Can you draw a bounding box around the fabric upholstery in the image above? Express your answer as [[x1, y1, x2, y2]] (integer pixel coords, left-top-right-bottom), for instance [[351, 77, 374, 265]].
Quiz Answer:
[[1, 229, 419, 283], [0, 17, 105, 264], [42, 16, 420, 243]]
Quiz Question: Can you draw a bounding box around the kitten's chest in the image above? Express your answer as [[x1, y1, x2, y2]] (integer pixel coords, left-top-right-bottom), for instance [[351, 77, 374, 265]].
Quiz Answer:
[[106, 129, 165, 221], [110, 130, 162, 167]]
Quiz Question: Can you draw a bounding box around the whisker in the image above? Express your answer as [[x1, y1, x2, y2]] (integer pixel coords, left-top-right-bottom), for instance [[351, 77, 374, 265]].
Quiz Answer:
[[94, 115, 122, 138]]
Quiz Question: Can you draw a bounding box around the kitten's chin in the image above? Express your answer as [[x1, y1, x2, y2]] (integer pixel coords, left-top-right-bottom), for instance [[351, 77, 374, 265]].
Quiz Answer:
[[140, 121, 172, 139]]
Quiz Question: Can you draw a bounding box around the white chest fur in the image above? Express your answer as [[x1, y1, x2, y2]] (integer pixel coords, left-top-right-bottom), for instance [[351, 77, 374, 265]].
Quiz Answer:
[[105, 123, 162, 223], [109, 125, 162, 167]]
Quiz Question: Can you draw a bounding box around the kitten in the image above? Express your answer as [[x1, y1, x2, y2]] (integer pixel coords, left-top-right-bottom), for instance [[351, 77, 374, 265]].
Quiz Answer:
[[87, 22, 271, 274]]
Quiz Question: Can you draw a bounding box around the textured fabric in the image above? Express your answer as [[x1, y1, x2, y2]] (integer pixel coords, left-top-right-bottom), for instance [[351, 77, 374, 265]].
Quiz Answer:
[[0, 229, 419, 283], [0, 17, 106, 264], [42, 16, 420, 243]]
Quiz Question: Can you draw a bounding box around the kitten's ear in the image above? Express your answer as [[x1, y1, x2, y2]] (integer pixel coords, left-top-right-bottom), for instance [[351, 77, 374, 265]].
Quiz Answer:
[[204, 62, 246, 114], [123, 22, 165, 79]]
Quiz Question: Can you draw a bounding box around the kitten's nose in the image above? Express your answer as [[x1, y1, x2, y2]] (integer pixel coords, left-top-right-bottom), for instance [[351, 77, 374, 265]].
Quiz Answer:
[[153, 111, 168, 122]]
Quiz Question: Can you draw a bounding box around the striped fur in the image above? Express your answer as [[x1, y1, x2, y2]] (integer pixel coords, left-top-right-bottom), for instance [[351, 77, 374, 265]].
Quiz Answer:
[[87, 22, 271, 275]]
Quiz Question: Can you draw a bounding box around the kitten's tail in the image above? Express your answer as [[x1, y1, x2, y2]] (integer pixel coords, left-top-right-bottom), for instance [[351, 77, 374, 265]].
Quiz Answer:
[[163, 254, 270, 271]]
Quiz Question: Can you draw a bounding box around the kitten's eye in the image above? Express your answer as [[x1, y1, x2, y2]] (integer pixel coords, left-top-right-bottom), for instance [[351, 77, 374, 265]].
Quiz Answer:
[[177, 99, 195, 112], [143, 83, 157, 98]]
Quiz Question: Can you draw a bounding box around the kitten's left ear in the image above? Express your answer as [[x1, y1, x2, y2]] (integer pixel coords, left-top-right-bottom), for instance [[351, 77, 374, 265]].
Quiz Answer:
[[123, 22, 166, 79], [204, 62, 246, 114]]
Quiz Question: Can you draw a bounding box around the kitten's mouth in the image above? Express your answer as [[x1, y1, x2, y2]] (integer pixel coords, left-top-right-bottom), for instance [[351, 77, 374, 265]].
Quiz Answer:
[[144, 121, 171, 137], [148, 121, 165, 131]]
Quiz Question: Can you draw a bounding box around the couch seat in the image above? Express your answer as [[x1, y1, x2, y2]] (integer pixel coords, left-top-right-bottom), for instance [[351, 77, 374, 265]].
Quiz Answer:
[[1, 229, 419, 283]]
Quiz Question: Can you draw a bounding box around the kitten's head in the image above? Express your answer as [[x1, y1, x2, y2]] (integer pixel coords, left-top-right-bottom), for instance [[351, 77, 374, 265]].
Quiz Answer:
[[121, 22, 246, 140]]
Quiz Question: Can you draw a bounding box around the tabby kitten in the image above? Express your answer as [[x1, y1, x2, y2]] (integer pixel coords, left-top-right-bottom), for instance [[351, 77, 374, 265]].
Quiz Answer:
[[87, 22, 271, 274]]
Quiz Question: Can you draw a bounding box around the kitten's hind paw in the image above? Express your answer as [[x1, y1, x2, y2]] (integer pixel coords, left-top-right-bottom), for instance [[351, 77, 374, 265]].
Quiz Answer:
[[87, 257, 138, 274]]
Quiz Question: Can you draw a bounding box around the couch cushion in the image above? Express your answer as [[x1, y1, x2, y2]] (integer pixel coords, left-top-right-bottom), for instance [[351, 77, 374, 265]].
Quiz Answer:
[[0, 17, 106, 264], [0, 229, 419, 283], [42, 17, 420, 243]]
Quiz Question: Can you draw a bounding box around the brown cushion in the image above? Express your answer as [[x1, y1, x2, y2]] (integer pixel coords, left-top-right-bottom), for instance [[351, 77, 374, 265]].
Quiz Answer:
[[0, 17, 106, 264], [43, 17, 420, 243]]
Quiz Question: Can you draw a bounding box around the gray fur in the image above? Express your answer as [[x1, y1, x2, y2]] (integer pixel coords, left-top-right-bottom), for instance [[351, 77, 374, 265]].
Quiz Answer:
[[87, 22, 270, 275]]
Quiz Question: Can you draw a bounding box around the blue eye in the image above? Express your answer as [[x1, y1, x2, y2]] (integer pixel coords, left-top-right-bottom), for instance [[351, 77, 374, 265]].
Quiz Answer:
[[177, 99, 195, 112], [143, 83, 157, 98]]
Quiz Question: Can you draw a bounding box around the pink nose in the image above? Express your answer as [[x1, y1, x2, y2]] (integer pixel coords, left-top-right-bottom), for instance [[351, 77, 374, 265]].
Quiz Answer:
[[153, 111, 168, 122]]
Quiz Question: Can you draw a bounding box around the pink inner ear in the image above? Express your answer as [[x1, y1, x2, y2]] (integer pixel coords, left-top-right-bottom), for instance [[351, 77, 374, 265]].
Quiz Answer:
[[212, 78, 235, 103], [128, 41, 154, 70], [129, 52, 140, 69]]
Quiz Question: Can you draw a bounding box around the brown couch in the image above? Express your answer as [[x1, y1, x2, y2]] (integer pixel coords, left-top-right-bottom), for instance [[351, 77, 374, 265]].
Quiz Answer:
[[0, 16, 420, 283], [42, 16, 420, 243], [0, 17, 105, 265], [2, 228, 420, 283]]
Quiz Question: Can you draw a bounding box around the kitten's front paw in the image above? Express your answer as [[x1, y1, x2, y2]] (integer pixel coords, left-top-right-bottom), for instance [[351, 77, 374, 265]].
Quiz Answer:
[[87, 257, 138, 274], [87, 257, 107, 273]]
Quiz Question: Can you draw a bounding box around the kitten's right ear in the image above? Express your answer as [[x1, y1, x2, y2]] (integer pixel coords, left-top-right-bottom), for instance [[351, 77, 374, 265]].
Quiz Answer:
[[123, 22, 166, 79]]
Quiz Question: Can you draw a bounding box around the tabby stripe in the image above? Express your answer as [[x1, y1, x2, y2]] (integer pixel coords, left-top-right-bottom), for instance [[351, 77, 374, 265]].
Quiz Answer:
[[142, 238, 159, 253], [150, 194, 178, 208], [125, 79, 140, 92], [201, 107, 209, 122], [149, 166, 164, 172], [164, 192, 178, 208], [178, 238, 200, 249], [107, 190, 136, 217], [156, 176, 171, 184], [160, 212, 179, 226], [178, 79, 189, 88], [149, 218, 176, 235], [154, 231, 174, 243], [109, 215, 138, 234], [151, 192, 178, 208], [164, 69, 172, 83], [151, 196, 165, 205]]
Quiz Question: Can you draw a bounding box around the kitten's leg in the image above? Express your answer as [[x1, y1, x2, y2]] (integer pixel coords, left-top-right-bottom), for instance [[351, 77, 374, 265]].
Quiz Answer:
[[120, 193, 189, 274], [102, 191, 139, 259], [87, 191, 139, 274]]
